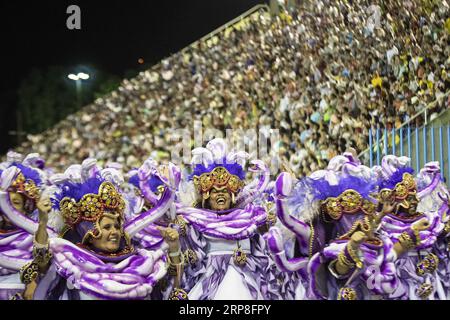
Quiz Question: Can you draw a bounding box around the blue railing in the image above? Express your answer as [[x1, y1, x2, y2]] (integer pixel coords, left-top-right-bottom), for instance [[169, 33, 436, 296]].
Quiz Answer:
[[367, 125, 450, 182]]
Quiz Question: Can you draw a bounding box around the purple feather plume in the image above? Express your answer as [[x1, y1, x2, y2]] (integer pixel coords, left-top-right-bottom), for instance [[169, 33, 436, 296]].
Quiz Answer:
[[129, 173, 164, 193], [288, 174, 378, 209], [189, 157, 246, 181], [10, 163, 42, 186], [379, 167, 414, 190], [52, 176, 105, 209]]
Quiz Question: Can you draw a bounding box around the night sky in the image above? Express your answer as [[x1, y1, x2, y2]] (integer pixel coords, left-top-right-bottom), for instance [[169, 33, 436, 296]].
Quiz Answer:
[[0, 0, 266, 153]]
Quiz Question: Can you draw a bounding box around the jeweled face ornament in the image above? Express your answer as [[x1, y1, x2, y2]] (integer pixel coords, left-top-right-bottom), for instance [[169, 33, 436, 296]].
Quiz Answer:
[[207, 186, 232, 211]]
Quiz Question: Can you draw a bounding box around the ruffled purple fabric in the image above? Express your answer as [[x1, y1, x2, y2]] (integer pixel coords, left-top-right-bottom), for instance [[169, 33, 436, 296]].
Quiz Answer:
[[0, 229, 33, 275], [379, 167, 414, 190], [0, 229, 33, 300], [380, 178, 448, 300], [41, 237, 167, 300], [132, 224, 164, 250], [308, 237, 399, 300], [178, 226, 295, 300], [433, 239, 450, 300], [176, 204, 267, 240]]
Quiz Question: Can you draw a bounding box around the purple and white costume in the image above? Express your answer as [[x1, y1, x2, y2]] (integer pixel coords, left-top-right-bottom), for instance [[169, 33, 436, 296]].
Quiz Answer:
[[124, 158, 172, 251], [0, 152, 48, 300], [267, 154, 400, 300], [0, 158, 180, 300], [374, 156, 448, 300], [174, 138, 294, 300]]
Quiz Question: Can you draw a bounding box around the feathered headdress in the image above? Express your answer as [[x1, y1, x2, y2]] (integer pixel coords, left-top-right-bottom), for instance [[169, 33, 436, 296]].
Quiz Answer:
[[288, 153, 378, 222], [189, 139, 248, 201], [49, 159, 129, 248], [373, 155, 416, 201], [0, 152, 47, 213]]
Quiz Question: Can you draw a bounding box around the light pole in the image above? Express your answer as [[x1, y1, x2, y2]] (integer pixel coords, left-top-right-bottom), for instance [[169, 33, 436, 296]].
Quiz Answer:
[[68, 72, 90, 108]]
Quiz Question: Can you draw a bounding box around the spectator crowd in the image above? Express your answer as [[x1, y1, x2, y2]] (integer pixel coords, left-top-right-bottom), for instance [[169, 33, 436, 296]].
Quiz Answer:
[[7, 0, 450, 177]]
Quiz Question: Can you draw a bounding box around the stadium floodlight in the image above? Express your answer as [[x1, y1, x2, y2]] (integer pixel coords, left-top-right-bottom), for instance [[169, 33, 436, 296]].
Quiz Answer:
[[68, 73, 80, 81], [68, 71, 90, 108], [77, 72, 90, 80], [68, 72, 90, 81]]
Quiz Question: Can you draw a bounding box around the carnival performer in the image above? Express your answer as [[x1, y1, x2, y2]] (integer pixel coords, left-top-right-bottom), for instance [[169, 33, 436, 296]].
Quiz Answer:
[[122, 158, 185, 299], [374, 156, 448, 300], [124, 158, 173, 252], [0, 158, 183, 300], [0, 152, 49, 300], [266, 153, 429, 300], [173, 138, 294, 300], [432, 174, 450, 300]]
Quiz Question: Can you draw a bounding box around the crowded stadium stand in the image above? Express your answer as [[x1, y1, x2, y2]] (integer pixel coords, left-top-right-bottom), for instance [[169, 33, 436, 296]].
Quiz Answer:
[[6, 0, 450, 176]]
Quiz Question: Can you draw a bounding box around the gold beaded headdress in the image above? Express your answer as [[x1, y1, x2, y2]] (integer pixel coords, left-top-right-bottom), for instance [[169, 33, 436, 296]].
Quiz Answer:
[[8, 172, 40, 202], [192, 166, 245, 198], [379, 173, 416, 201], [321, 189, 376, 221], [59, 182, 126, 227]]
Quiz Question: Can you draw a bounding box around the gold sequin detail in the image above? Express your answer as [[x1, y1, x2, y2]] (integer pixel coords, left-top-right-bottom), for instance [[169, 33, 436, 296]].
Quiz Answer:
[[60, 182, 126, 226], [338, 287, 357, 300], [193, 166, 244, 195], [321, 189, 376, 220]]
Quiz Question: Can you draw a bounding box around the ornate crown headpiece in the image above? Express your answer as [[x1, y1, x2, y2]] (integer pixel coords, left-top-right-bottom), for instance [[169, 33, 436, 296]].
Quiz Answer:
[[321, 189, 376, 221], [8, 172, 40, 201], [5, 162, 43, 202], [189, 138, 247, 199], [379, 172, 416, 201], [59, 181, 125, 227], [193, 166, 245, 195], [288, 155, 377, 222]]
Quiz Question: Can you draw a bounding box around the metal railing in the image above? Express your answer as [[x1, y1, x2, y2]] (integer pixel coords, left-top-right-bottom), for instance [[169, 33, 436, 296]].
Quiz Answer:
[[358, 90, 450, 159], [361, 91, 450, 182], [365, 124, 450, 183]]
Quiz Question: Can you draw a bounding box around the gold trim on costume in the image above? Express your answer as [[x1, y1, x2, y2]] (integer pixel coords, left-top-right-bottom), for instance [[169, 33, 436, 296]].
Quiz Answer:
[[337, 287, 357, 300]]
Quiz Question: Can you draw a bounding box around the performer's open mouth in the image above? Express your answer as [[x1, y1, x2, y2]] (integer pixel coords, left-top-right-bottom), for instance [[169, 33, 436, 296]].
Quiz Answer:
[[216, 197, 226, 205], [108, 235, 119, 243]]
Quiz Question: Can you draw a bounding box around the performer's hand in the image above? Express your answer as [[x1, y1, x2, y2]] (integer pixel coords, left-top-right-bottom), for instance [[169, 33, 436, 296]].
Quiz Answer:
[[349, 231, 367, 249], [158, 226, 180, 253], [36, 196, 51, 225], [373, 197, 396, 226], [22, 281, 37, 300]]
